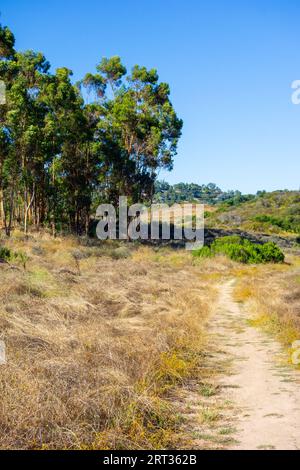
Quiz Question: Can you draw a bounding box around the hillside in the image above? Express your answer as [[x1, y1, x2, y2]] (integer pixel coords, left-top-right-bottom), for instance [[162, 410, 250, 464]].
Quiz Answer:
[[205, 190, 300, 240], [153, 186, 300, 246]]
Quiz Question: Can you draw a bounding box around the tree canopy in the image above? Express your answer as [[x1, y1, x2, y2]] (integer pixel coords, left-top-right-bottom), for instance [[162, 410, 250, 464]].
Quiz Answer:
[[0, 23, 182, 235]]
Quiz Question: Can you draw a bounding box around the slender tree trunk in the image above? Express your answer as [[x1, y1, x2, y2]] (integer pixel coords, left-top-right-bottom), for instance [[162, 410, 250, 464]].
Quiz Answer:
[[24, 188, 35, 235], [0, 188, 4, 228], [4, 188, 14, 237]]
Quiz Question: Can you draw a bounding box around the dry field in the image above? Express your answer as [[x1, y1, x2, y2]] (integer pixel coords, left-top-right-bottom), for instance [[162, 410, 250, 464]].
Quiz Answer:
[[0, 232, 224, 450], [0, 232, 299, 450]]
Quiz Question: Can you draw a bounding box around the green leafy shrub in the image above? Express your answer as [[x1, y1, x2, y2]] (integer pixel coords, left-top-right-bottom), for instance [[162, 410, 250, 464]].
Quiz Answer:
[[13, 251, 29, 269], [258, 242, 285, 262], [213, 235, 243, 246], [0, 246, 11, 261], [193, 245, 212, 258], [253, 215, 300, 233], [192, 236, 284, 264], [9, 250, 29, 269], [0, 247, 29, 269]]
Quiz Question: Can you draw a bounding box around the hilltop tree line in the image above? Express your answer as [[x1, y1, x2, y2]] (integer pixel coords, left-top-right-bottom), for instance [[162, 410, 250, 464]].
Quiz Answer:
[[154, 181, 256, 205], [0, 23, 182, 236]]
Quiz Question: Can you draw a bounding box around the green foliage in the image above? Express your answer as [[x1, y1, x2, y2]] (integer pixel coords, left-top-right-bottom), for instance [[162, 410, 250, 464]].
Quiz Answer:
[[10, 250, 29, 269], [193, 245, 212, 258], [213, 235, 242, 245], [192, 236, 284, 264], [154, 181, 257, 206], [220, 193, 256, 207], [0, 246, 11, 261], [206, 190, 300, 236], [0, 246, 28, 268], [0, 24, 15, 58], [154, 181, 238, 205], [0, 22, 182, 236], [253, 215, 300, 233]]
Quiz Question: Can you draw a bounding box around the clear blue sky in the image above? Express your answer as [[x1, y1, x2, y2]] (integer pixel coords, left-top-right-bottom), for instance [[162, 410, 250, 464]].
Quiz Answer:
[[1, 0, 300, 193]]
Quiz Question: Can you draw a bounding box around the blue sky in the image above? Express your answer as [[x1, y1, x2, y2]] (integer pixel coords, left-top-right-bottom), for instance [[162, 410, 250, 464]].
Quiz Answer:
[[1, 0, 300, 193]]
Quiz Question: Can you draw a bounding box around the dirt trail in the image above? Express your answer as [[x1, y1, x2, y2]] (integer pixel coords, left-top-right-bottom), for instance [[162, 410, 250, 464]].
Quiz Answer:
[[212, 279, 300, 450]]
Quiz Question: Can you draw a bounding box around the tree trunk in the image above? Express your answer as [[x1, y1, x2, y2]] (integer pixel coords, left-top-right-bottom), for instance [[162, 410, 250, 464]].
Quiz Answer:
[[24, 189, 35, 235]]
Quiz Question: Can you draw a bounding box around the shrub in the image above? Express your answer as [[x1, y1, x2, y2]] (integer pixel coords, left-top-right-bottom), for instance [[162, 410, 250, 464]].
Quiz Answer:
[[193, 245, 212, 258], [254, 215, 300, 233], [192, 237, 284, 264], [213, 235, 243, 246], [259, 242, 285, 263], [9, 250, 29, 269], [0, 247, 29, 269], [0, 246, 11, 261], [110, 246, 131, 259]]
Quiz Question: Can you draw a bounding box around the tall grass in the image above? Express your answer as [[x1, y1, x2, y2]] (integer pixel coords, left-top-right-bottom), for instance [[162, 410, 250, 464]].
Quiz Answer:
[[0, 235, 217, 449], [233, 256, 300, 357]]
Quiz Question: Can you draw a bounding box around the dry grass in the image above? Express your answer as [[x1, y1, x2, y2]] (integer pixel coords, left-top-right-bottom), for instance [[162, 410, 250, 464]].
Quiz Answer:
[[2, 231, 296, 449], [233, 254, 300, 355], [0, 233, 221, 449]]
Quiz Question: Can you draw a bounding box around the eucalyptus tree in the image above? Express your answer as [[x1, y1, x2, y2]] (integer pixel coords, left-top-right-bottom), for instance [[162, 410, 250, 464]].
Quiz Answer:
[[0, 21, 183, 236], [82, 57, 183, 206], [1, 50, 50, 233], [0, 23, 15, 58], [0, 23, 16, 233]]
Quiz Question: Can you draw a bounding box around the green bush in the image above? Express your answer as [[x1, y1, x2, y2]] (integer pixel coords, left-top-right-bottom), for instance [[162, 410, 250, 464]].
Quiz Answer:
[[193, 245, 212, 258], [0, 246, 11, 261], [11, 250, 29, 269], [213, 235, 243, 246], [192, 237, 284, 264], [253, 215, 300, 233], [0, 246, 29, 269]]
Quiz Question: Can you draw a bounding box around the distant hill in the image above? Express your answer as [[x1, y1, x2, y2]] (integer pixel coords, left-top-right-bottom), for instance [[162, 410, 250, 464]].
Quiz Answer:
[[205, 190, 300, 238], [154, 183, 300, 241], [154, 181, 249, 205]]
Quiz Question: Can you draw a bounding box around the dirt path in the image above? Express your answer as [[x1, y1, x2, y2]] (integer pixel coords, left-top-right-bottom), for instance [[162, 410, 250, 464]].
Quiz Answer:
[[212, 279, 300, 450]]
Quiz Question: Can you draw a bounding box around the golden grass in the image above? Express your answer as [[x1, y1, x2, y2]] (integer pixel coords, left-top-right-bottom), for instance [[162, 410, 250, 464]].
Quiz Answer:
[[1, 231, 297, 448], [233, 254, 300, 360], [0, 234, 221, 449]]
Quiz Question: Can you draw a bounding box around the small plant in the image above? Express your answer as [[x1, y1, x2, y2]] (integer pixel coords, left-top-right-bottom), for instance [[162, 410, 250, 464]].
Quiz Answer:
[[0, 247, 29, 269], [199, 407, 220, 424], [0, 246, 11, 262], [199, 383, 217, 397], [13, 251, 29, 270]]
